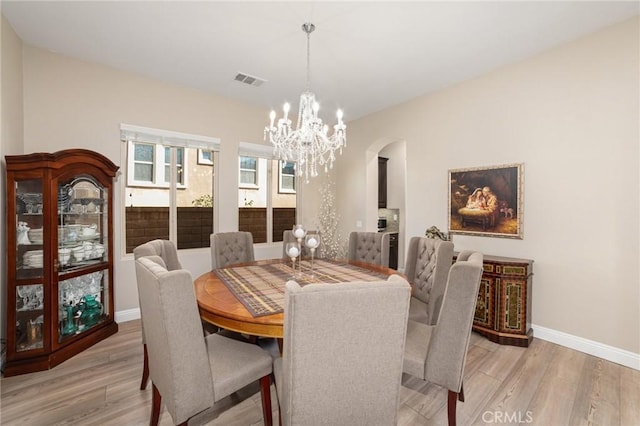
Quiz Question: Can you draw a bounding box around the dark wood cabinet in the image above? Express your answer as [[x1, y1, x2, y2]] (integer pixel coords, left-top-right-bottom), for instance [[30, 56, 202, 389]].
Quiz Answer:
[[378, 156, 388, 208], [456, 253, 534, 347], [5, 149, 119, 376], [474, 255, 533, 347]]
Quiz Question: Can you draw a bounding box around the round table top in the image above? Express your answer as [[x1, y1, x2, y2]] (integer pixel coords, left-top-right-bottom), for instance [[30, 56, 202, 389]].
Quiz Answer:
[[194, 258, 401, 338]]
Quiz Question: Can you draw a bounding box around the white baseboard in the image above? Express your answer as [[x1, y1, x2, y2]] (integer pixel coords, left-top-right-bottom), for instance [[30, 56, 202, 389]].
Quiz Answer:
[[115, 308, 141, 323], [532, 324, 640, 371]]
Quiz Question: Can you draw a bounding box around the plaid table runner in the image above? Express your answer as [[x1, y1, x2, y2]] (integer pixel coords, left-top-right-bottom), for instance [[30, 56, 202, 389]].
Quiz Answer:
[[214, 259, 390, 317]]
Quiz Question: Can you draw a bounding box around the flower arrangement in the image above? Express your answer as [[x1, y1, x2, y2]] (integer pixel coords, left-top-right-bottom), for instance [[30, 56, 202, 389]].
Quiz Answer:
[[425, 226, 449, 241]]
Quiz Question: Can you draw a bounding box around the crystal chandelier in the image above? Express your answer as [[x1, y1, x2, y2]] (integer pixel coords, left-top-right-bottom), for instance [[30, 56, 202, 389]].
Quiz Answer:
[[264, 23, 346, 183]]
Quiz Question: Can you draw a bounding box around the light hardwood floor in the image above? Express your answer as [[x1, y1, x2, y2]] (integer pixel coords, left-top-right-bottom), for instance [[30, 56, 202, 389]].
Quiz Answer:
[[1, 319, 638, 425]]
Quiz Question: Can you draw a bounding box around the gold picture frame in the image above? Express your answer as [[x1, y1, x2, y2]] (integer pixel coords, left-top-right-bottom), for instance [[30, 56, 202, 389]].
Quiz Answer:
[[448, 163, 524, 239]]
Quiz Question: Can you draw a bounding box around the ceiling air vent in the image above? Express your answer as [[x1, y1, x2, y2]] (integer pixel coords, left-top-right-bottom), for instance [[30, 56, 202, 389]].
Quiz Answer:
[[234, 72, 266, 87]]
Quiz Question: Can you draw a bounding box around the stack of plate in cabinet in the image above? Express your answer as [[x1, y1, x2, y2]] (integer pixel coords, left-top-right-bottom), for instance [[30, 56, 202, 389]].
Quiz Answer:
[[23, 250, 44, 268], [28, 228, 43, 244]]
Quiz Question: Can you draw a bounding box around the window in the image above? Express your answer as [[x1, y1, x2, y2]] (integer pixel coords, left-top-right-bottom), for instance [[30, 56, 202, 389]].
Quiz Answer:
[[164, 146, 184, 185], [238, 143, 297, 244], [133, 143, 154, 182], [121, 124, 219, 253], [239, 156, 258, 186], [279, 161, 296, 193], [127, 142, 185, 188], [198, 149, 213, 165]]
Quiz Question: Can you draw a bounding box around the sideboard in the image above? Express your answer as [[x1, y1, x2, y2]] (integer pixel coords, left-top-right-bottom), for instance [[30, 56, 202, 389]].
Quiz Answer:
[[457, 253, 534, 347]]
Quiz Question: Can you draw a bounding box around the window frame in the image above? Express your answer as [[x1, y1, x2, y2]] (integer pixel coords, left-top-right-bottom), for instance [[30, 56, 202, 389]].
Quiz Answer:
[[278, 160, 296, 194], [164, 145, 185, 186], [127, 141, 187, 189], [198, 148, 214, 165], [239, 155, 259, 188], [120, 123, 220, 253], [237, 142, 299, 245]]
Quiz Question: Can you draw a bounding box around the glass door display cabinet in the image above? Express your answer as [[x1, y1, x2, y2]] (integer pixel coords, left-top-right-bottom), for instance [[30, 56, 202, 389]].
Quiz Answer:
[[5, 149, 119, 376]]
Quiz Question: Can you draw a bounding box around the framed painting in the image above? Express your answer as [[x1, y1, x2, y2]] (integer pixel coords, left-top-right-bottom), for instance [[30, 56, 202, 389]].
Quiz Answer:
[[448, 163, 524, 239]]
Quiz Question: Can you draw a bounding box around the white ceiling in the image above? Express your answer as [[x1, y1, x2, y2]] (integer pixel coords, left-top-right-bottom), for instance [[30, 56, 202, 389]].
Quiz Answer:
[[3, 1, 638, 121]]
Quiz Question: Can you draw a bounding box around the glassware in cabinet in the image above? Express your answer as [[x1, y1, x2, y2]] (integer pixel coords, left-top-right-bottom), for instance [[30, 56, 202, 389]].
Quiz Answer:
[[15, 283, 45, 351], [57, 270, 110, 341]]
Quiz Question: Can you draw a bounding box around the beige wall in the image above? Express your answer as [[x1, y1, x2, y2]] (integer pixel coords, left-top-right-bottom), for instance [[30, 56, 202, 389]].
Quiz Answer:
[[1, 15, 25, 343], [339, 17, 639, 355], [20, 46, 281, 313]]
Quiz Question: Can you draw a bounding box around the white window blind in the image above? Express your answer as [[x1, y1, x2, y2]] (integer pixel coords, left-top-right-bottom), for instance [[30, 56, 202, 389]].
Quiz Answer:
[[120, 123, 220, 151], [238, 141, 275, 159]]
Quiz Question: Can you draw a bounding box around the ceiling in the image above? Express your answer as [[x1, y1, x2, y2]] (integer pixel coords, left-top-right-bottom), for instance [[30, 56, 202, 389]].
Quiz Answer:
[[3, 1, 638, 121]]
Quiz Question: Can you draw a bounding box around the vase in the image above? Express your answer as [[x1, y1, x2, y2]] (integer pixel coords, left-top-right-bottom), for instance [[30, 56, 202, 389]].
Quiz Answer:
[[62, 305, 77, 335]]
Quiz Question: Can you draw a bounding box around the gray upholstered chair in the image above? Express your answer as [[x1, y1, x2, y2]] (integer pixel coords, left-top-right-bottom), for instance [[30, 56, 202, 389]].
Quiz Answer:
[[282, 230, 323, 259], [133, 239, 183, 390], [134, 256, 273, 426], [134, 239, 182, 270], [403, 250, 483, 426], [404, 236, 454, 325], [273, 275, 411, 425], [210, 231, 255, 269], [347, 231, 391, 267]]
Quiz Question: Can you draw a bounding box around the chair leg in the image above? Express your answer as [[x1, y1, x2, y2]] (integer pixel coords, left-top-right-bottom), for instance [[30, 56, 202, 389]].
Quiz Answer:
[[259, 375, 273, 426], [447, 390, 458, 426], [140, 344, 150, 390], [151, 383, 162, 426], [447, 381, 467, 426], [273, 372, 282, 426]]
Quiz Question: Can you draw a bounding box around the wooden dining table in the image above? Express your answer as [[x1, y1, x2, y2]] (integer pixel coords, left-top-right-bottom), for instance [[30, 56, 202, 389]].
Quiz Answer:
[[194, 258, 402, 339]]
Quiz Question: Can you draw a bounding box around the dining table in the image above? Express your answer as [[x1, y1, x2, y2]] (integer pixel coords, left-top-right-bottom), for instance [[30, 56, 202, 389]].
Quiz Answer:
[[194, 258, 402, 339]]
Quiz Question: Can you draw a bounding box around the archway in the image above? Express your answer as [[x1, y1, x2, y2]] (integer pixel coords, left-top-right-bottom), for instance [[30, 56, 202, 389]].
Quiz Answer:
[[366, 138, 407, 269]]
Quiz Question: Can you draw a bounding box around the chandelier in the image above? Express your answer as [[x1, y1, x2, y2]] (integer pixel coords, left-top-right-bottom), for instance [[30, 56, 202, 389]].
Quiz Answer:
[[264, 22, 346, 183]]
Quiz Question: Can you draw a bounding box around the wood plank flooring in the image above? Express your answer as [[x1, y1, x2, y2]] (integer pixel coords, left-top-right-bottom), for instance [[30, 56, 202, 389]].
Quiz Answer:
[[1, 319, 638, 425]]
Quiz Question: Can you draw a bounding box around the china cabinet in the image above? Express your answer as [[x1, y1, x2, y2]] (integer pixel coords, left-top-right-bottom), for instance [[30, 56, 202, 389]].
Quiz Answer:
[[5, 149, 119, 376]]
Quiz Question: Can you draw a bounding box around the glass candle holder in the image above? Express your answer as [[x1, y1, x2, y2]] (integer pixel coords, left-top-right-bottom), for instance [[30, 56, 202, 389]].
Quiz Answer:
[[305, 233, 320, 277], [292, 224, 306, 245], [285, 242, 300, 279]]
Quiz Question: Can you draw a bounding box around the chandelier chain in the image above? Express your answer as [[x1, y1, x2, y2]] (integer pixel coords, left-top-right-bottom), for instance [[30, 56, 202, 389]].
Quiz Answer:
[[302, 22, 315, 91]]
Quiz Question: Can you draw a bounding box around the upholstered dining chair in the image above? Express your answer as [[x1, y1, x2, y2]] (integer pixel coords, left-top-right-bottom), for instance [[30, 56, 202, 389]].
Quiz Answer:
[[404, 236, 454, 325], [281, 230, 323, 259], [273, 275, 411, 425], [134, 256, 273, 426], [347, 231, 391, 267], [403, 250, 483, 426], [210, 231, 255, 269], [133, 239, 183, 390]]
